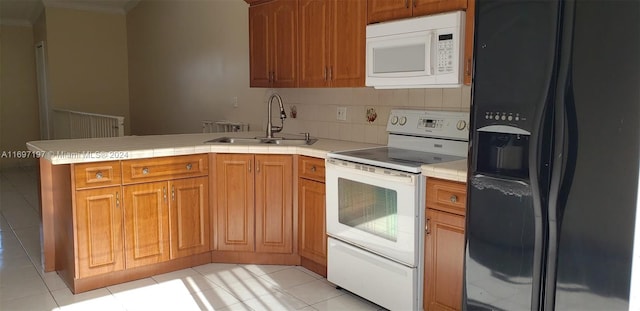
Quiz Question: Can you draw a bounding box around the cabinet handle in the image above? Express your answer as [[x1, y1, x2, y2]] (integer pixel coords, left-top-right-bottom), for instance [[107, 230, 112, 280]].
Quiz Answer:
[[163, 186, 167, 201], [256, 160, 260, 173], [171, 186, 175, 201], [116, 191, 120, 208], [95, 171, 103, 179], [413, 0, 417, 8], [310, 165, 316, 172], [450, 195, 458, 203], [186, 163, 192, 171], [142, 167, 149, 175], [426, 217, 431, 234], [405, 0, 409, 8], [328, 67, 333, 80], [249, 160, 252, 173], [323, 67, 327, 80], [466, 58, 472, 75]]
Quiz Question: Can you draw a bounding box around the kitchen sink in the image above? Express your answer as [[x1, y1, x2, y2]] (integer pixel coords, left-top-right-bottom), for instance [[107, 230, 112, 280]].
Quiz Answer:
[[205, 136, 318, 146]]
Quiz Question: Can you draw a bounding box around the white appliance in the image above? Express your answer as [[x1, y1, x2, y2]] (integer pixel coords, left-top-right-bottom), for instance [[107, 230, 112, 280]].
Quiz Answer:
[[366, 11, 465, 89], [326, 109, 469, 310]]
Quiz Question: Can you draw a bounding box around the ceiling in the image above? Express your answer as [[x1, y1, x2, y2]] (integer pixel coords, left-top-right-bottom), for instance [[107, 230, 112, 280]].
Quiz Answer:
[[0, 0, 138, 26]]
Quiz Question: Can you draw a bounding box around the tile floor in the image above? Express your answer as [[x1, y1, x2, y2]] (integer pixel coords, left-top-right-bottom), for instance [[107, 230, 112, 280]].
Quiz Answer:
[[0, 166, 385, 311]]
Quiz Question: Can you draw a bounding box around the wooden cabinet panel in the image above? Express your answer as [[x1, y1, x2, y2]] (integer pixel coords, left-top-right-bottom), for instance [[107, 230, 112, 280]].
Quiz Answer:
[[298, 156, 325, 181], [75, 187, 124, 278], [298, 178, 326, 264], [255, 154, 293, 253], [367, 0, 412, 24], [424, 208, 465, 311], [123, 182, 170, 268], [215, 154, 255, 252], [413, 0, 467, 16], [299, 0, 365, 87], [330, 0, 366, 87], [298, 0, 330, 87], [271, 0, 298, 87], [249, 0, 298, 87], [74, 161, 121, 189], [426, 178, 467, 216], [249, 4, 271, 87], [169, 177, 210, 259], [463, 0, 475, 85], [122, 154, 208, 184]]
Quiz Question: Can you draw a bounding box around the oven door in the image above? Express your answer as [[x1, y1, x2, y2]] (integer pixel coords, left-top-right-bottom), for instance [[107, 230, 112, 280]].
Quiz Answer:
[[325, 158, 423, 267]]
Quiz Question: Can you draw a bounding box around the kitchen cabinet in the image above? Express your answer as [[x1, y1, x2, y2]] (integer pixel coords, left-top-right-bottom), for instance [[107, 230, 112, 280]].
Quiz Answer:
[[297, 156, 327, 276], [298, 0, 366, 87], [424, 178, 466, 311], [367, 0, 475, 86], [249, 0, 298, 87], [75, 186, 124, 278], [63, 155, 210, 291], [367, 0, 467, 24], [215, 154, 293, 254]]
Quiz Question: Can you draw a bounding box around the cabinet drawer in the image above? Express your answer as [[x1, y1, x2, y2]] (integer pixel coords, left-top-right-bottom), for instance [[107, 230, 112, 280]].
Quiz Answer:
[[74, 161, 122, 189], [122, 154, 208, 184], [426, 178, 467, 216], [298, 156, 325, 182]]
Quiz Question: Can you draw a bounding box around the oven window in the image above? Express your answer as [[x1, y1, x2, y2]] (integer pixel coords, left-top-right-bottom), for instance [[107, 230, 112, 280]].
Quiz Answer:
[[338, 178, 398, 242]]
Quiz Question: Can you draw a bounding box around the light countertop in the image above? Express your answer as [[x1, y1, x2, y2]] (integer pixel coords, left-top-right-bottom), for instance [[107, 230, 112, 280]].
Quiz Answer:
[[28, 132, 468, 182], [26, 132, 380, 165], [421, 159, 468, 183]]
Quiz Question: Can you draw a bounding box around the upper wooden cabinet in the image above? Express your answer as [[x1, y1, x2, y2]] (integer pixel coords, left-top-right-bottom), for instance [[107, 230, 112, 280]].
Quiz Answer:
[[367, 0, 467, 24], [298, 0, 366, 87], [463, 0, 475, 85], [249, 0, 298, 87]]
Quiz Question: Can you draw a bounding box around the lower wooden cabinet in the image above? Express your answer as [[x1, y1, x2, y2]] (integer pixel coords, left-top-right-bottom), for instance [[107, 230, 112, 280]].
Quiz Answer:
[[215, 154, 293, 254], [170, 177, 210, 259], [424, 178, 467, 311], [297, 156, 327, 276], [75, 186, 124, 278]]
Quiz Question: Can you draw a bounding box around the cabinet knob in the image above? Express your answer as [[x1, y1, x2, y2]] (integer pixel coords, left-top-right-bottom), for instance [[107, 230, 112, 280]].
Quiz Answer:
[[142, 167, 149, 175], [186, 163, 192, 171], [310, 166, 316, 172], [95, 171, 103, 179], [450, 195, 458, 203]]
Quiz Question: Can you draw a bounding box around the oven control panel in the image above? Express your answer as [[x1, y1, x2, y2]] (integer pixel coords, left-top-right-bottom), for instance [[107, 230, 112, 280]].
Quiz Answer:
[[387, 109, 469, 141]]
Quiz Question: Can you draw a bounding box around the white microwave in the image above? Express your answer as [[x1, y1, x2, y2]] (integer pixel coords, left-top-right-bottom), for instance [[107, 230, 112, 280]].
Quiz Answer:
[[366, 11, 465, 89]]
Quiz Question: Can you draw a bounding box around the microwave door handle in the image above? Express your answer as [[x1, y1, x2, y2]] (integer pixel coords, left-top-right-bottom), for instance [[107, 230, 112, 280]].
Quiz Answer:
[[427, 31, 435, 75]]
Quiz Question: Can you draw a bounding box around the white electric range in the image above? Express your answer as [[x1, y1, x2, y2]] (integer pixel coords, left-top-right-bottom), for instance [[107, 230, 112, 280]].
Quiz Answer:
[[325, 109, 469, 311]]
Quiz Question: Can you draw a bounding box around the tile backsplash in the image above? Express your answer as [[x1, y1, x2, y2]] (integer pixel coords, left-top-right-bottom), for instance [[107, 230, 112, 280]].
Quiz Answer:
[[274, 86, 471, 145]]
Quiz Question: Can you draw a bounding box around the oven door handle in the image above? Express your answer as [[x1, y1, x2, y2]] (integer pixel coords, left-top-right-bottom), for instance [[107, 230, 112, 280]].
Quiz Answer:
[[326, 158, 417, 185]]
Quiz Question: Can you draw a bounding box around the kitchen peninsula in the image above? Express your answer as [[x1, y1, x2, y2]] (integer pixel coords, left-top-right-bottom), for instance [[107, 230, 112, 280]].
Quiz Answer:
[[27, 132, 468, 294]]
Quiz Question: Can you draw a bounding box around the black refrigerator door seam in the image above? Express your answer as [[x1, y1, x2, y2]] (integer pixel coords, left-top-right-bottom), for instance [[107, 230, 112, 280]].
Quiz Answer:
[[544, 0, 578, 310]]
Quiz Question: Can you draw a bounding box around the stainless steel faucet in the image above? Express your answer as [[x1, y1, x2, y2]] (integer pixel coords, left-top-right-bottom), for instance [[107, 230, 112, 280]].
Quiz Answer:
[[266, 93, 286, 138]]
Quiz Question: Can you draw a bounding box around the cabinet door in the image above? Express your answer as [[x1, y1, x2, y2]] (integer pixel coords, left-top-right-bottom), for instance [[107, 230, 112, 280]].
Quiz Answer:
[[298, 0, 330, 87], [298, 178, 326, 264], [216, 154, 255, 252], [424, 208, 465, 311], [367, 0, 412, 24], [75, 187, 124, 278], [123, 182, 170, 269], [255, 154, 293, 253], [169, 177, 210, 259], [413, 0, 467, 16], [329, 0, 366, 87], [249, 3, 271, 87], [271, 0, 298, 87]]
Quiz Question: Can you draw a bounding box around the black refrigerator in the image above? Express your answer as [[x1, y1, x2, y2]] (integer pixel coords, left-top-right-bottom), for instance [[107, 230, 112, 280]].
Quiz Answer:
[[465, 0, 639, 310]]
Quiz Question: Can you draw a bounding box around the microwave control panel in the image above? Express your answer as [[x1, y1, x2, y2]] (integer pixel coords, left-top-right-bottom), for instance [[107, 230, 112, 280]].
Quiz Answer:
[[437, 33, 455, 74]]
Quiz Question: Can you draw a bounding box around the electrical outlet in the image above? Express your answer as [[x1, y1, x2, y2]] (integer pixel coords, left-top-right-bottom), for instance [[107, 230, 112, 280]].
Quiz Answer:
[[337, 106, 347, 121], [232, 96, 238, 108]]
